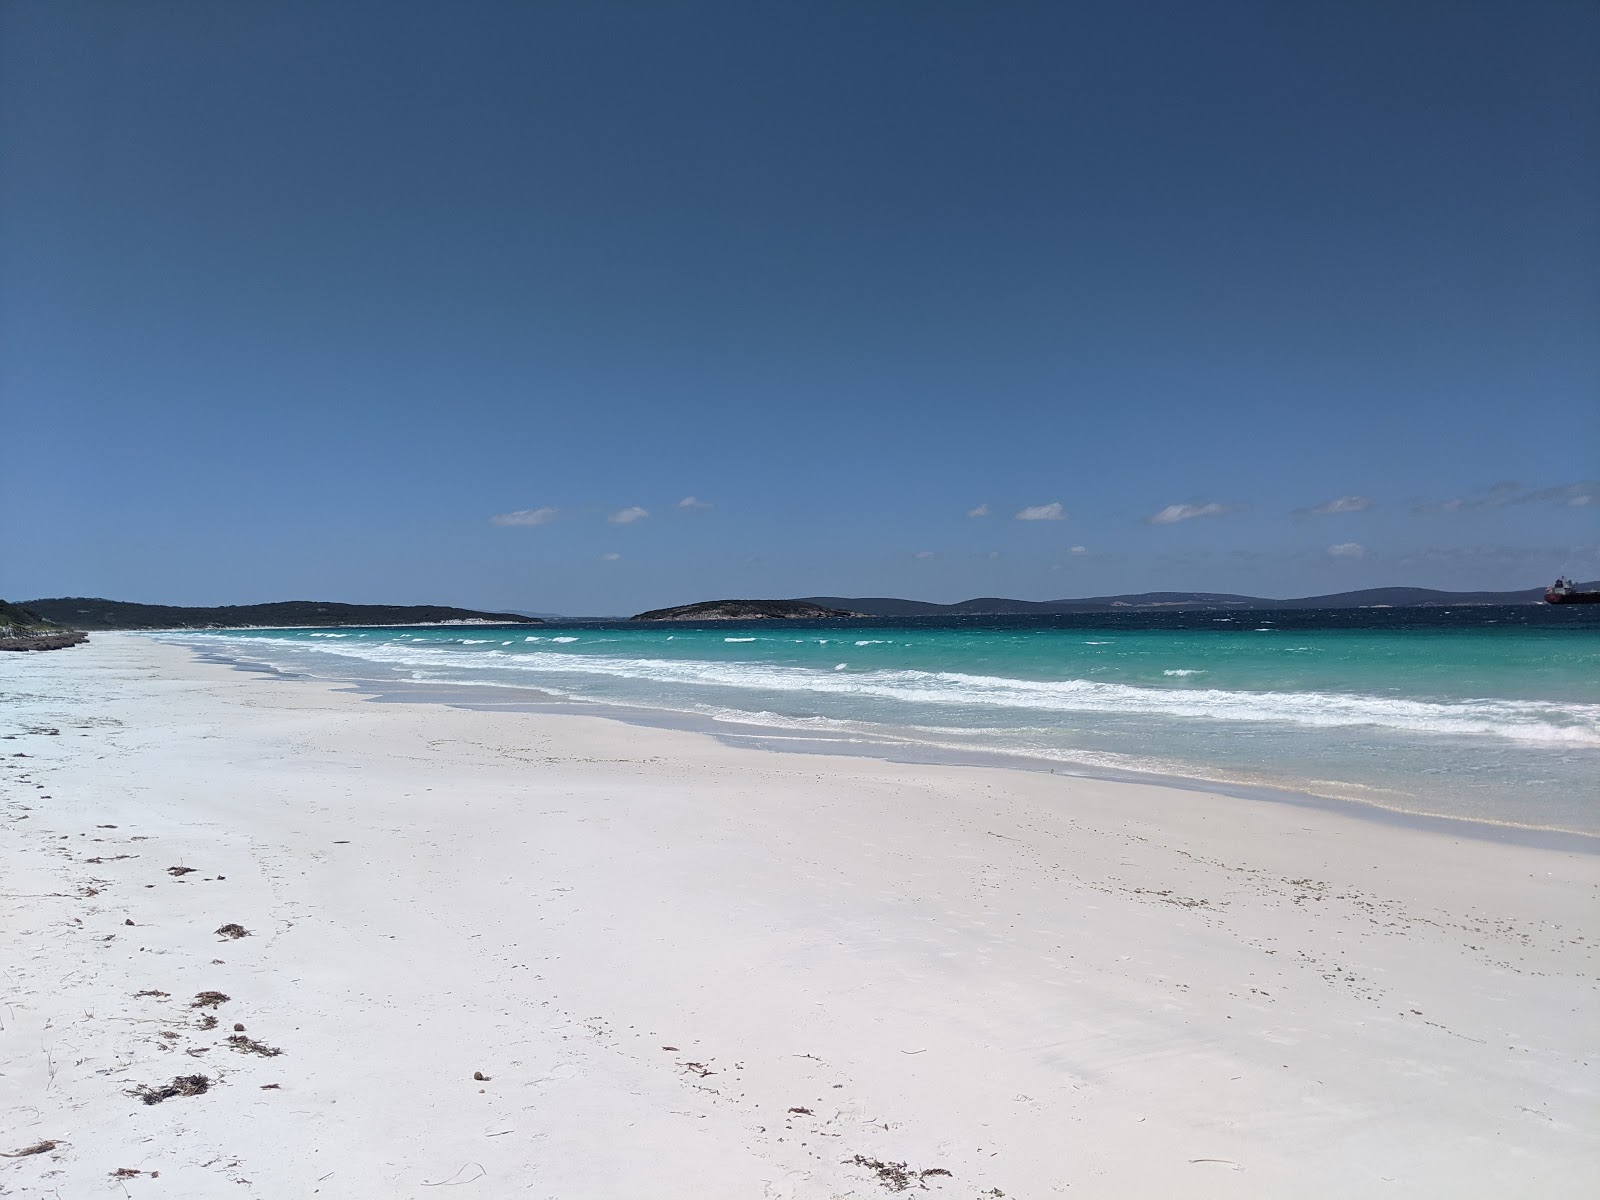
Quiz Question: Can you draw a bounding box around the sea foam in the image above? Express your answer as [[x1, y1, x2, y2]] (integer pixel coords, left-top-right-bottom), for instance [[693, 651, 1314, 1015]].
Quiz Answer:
[[193, 633, 1600, 749]]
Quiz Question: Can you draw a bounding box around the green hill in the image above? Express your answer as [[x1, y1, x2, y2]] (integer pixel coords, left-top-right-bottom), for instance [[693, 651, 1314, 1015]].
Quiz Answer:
[[21, 598, 543, 631], [0, 599, 53, 634], [632, 599, 861, 621]]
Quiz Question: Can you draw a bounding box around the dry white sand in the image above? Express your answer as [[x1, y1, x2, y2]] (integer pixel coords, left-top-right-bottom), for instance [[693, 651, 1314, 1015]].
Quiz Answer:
[[2, 634, 1596, 1198]]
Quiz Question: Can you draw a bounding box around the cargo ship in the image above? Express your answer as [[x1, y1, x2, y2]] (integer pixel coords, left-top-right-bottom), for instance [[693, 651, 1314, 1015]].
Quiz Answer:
[[1544, 577, 1600, 604]]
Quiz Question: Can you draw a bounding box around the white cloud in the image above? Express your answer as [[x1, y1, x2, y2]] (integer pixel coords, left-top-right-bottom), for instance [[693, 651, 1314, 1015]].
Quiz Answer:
[[1297, 495, 1371, 516], [601, 552, 622, 561], [490, 507, 559, 527], [1069, 545, 1087, 554], [967, 504, 991, 518], [677, 496, 712, 510], [1327, 542, 1365, 558], [1145, 501, 1235, 525], [914, 550, 936, 559], [608, 506, 650, 524], [1015, 502, 1067, 521]]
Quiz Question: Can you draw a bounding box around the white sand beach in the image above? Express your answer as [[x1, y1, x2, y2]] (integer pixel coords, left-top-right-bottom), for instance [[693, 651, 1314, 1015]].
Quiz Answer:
[[2, 634, 1596, 1198]]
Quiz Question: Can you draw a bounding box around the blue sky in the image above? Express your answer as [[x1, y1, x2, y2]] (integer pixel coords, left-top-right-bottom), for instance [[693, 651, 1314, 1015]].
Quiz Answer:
[[2, 1, 1596, 615]]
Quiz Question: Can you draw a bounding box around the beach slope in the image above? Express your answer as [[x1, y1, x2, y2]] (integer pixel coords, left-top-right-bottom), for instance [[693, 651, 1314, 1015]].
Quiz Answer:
[[2, 636, 1596, 1197]]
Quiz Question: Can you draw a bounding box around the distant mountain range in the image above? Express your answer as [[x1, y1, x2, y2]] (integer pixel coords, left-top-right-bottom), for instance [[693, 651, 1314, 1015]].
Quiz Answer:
[[15, 583, 1590, 632], [21, 598, 543, 631], [799, 583, 1591, 617]]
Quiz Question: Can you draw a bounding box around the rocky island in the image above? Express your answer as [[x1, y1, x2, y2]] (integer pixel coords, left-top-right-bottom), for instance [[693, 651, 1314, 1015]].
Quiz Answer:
[[631, 599, 864, 622]]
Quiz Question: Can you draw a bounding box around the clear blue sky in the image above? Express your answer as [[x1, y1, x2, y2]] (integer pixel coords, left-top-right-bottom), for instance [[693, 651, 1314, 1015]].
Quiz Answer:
[[3, 1, 1596, 615]]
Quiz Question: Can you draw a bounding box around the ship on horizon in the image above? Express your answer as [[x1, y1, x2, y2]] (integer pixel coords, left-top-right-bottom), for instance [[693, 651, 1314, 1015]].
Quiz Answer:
[[1544, 577, 1600, 605]]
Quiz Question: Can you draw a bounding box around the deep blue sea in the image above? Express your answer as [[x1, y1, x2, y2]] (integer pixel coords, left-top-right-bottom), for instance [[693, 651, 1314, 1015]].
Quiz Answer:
[[162, 605, 1600, 836]]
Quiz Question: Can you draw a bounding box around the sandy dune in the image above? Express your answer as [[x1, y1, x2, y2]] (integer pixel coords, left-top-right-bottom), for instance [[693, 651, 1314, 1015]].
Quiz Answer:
[[2, 635, 1596, 1197]]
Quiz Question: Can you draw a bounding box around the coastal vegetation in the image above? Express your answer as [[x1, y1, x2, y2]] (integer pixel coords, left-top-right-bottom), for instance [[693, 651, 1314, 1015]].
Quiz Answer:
[[18, 598, 543, 631], [0, 600, 88, 651], [12, 583, 1586, 636]]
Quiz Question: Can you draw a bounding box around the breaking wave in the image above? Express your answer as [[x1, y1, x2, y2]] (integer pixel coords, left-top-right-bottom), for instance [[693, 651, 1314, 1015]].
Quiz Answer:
[[168, 633, 1600, 749]]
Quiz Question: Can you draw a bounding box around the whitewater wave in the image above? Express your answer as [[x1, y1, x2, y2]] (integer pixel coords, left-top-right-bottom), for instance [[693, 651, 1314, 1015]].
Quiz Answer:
[[163, 632, 1600, 748]]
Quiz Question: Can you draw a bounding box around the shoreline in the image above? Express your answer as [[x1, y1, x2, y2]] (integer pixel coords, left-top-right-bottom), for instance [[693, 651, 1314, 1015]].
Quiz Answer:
[[3, 634, 1597, 1196], [181, 637, 1600, 856]]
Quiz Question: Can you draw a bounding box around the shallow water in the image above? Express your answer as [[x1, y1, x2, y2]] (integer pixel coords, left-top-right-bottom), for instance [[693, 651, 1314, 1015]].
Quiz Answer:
[[161, 605, 1600, 834]]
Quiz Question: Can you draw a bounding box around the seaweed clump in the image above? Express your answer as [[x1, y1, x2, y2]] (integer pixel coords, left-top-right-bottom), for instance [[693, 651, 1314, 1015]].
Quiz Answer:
[[129, 1074, 211, 1105], [226, 1034, 283, 1058], [846, 1156, 953, 1192]]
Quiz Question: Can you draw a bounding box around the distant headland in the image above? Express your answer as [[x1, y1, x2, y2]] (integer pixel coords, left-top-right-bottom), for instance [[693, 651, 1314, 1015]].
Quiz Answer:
[[631, 599, 863, 622], [18, 598, 543, 631], [796, 583, 1594, 617], [619, 583, 1594, 622]]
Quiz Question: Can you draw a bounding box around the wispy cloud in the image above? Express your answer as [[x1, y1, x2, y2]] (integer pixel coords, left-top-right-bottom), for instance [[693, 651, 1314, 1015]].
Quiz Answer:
[[1144, 501, 1237, 525], [967, 504, 991, 518], [1395, 543, 1577, 573], [914, 550, 936, 559], [1415, 480, 1596, 514], [601, 552, 621, 561], [1474, 481, 1522, 508], [677, 496, 712, 510], [1516, 480, 1598, 508], [1327, 542, 1365, 558], [1295, 495, 1371, 517], [1069, 545, 1087, 554], [608, 506, 650, 524], [1015, 502, 1067, 521], [1422, 481, 1521, 514], [490, 507, 559, 527]]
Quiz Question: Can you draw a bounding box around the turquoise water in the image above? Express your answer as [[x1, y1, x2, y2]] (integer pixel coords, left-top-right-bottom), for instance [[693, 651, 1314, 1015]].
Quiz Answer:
[[162, 607, 1600, 835]]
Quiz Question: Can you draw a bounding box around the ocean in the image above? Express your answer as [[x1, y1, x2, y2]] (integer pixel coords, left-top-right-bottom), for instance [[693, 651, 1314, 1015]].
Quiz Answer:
[[161, 605, 1600, 837]]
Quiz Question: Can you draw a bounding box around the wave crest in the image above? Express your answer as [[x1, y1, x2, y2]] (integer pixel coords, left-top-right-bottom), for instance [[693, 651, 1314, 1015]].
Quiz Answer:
[[164, 632, 1600, 748]]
